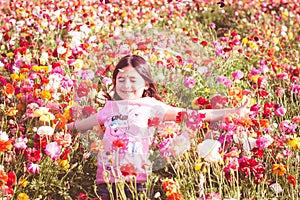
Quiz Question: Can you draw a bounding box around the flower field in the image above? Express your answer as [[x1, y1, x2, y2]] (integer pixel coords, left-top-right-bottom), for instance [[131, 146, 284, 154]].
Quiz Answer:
[[0, 0, 299, 199]]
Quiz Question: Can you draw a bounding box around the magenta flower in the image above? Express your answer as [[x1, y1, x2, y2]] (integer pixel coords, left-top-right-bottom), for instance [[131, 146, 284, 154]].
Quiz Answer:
[[209, 22, 216, 29], [217, 76, 233, 88], [256, 135, 273, 150], [279, 120, 298, 134], [232, 70, 244, 80], [27, 163, 40, 174], [45, 142, 61, 160], [274, 106, 286, 117], [184, 76, 196, 88]]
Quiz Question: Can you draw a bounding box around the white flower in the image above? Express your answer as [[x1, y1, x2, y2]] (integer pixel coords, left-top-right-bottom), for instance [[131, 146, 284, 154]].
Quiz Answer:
[[0, 131, 9, 141], [197, 139, 221, 163], [37, 126, 54, 136], [57, 46, 67, 55]]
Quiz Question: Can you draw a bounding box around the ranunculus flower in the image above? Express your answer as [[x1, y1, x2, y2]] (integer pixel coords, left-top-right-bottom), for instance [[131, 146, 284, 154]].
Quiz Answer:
[[37, 126, 54, 136], [168, 132, 191, 157], [120, 163, 138, 177], [256, 134, 273, 150], [26, 163, 40, 174], [232, 70, 244, 80], [183, 76, 196, 88], [53, 132, 72, 148], [102, 77, 112, 85], [274, 106, 286, 117], [197, 139, 221, 162], [14, 136, 28, 150], [45, 142, 61, 160]]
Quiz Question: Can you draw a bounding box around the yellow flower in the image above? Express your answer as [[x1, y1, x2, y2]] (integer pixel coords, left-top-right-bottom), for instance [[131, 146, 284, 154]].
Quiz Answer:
[[58, 159, 70, 171], [40, 90, 52, 100], [34, 107, 50, 117], [288, 137, 300, 150], [17, 193, 29, 200], [18, 178, 29, 187], [74, 59, 84, 69], [39, 113, 55, 122], [242, 38, 248, 44], [185, 63, 192, 68], [10, 73, 19, 80], [272, 163, 287, 176], [6, 52, 14, 57], [272, 37, 279, 45], [204, 88, 210, 94]]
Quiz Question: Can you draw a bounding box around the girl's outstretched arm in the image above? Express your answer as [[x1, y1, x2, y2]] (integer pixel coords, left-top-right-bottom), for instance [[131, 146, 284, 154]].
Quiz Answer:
[[66, 114, 99, 132], [164, 101, 249, 122]]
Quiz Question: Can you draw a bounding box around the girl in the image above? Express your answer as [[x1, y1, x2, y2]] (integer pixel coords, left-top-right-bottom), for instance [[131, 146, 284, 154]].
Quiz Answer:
[[67, 55, 248, 199]]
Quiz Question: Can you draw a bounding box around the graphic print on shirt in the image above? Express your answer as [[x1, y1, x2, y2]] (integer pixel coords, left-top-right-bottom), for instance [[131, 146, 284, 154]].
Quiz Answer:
[[103, 103, 152, 172]]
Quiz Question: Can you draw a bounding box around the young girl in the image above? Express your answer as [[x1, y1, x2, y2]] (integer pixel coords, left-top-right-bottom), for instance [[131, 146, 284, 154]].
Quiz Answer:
[[67, 55, 248, 199]]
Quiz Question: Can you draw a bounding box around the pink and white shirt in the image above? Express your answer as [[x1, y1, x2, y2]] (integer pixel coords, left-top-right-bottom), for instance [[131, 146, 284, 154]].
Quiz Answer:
[[96, 97, 173, 184]]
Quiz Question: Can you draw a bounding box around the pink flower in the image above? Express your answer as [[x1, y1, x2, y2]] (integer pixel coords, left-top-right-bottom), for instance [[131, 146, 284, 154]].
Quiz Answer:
[[184, 76, 196, 88], [275, 87, 285, 97], [256, 135, 273, 150], [168, 132, 191, 157], [102, 77, 112, 85], [279, 120, 298, 134], [217, 76, 233, 87], [27, 163, 40, 174], [14, 136, 28, 150], [274, 106, 286, 117], [45, 142, 61, 160], [276, 72, 288, 80], [209, 22, 216, 29], [232, 70, 244, 80]]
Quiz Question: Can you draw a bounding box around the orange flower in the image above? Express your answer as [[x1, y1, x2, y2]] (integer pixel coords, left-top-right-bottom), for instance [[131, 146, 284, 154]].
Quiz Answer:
[[53, 113, 67, 129], [272, 163, 287, 176], [90, 140, 104, 153], [0, 169, 8, 187], [53, 132, 72, 148], [40, 90, 52, 100], [287, 174, 297, 186], [259, 119, 269, 128], [0, 140, 12, 152], [6, 107, 18, 117], [3, 83, 15, 97]]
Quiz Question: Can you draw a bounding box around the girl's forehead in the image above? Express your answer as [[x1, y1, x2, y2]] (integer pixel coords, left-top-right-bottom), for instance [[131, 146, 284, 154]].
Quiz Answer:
[[117, 66, 140, 77]]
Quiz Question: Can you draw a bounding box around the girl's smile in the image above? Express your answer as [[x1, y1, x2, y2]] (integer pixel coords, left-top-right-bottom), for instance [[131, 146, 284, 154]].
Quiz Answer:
[[115, 66, 149, 100]]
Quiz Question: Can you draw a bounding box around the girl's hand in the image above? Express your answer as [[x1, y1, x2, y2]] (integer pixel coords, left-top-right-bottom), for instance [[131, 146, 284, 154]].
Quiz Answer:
[[235, 99, 250, 118]]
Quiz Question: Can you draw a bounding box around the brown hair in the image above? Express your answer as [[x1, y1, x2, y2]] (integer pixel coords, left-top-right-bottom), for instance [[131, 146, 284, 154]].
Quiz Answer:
[[105, 55, 161, 100]]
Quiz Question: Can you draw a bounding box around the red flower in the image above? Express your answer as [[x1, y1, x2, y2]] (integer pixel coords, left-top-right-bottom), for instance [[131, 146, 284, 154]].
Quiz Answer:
[[257, 89, 268, 98], [82, 105, 97, 117], [175, 111, 187, 123], [6, 171, 16, 187], [287, 174, 297, 186], [112, 139, 127, 149], [25, 147, 42, 163], [76, 192, 88, 200], [200, 40, 208, 47], [148, 117, 160, 127], [120, 163, 138, 177], [196, 96, 209, 107]]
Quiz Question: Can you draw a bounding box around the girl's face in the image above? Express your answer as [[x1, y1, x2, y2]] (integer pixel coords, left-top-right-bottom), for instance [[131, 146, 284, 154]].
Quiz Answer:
[[115, 66, 149, 100]]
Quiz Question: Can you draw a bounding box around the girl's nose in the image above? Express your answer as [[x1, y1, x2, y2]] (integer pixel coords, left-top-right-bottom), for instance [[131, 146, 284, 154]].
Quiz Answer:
[[124, 79, 131, 88]]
